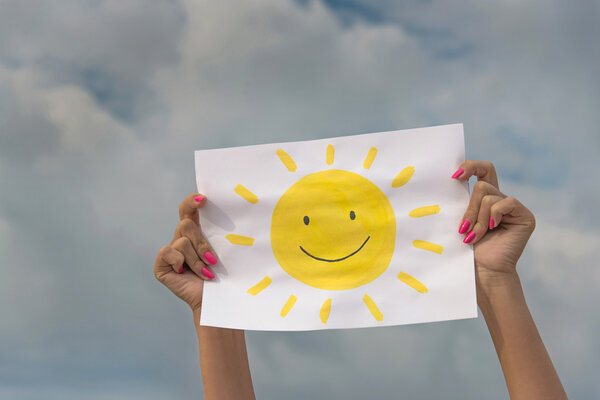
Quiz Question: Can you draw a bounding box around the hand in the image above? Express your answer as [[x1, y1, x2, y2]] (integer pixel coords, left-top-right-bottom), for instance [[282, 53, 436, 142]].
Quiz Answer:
[[453, 161, 536, 294], [154, 193, 219, 312]]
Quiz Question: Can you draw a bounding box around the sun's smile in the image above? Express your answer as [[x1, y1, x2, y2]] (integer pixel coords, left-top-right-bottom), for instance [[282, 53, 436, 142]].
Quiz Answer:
[[299, 235, 371, 262]]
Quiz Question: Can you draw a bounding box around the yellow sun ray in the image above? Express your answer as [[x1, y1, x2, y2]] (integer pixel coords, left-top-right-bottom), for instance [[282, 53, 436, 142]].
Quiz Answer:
[[326, 144, 334, 165], [392, 166, 415, 188], [276, 149, 297, 172], [226, 234, 255, 246], [247, 276, 272, 295], [363, 294, 383, 321], [397, 272, 428, 293], [412, 239, 444, 254], [280, 294, 297, 317], [409, 205, 440, 218], [320, 298, 332, 323], [234, 184, 259, 204], [363, 146, 378, 169]]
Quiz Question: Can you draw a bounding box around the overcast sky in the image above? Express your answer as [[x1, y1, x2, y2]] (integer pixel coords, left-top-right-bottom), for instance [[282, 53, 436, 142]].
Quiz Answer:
[[1, 0, 599, 398]]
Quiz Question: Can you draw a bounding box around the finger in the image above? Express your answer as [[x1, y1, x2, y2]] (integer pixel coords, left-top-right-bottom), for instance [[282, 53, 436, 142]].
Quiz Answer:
[[459, 181, 503, 241], [154, 245, 185, 283], [172, 218, 219, 267], [171, 236, 214, 280], [489, 196, 536, 231], [452, 160, 499, 189], [469, 194, 504, 244], [179, 193, 207, 225]]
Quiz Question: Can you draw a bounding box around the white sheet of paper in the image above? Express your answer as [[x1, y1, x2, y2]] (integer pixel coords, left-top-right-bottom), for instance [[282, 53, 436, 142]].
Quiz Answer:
[[195, 124, 476, 331]]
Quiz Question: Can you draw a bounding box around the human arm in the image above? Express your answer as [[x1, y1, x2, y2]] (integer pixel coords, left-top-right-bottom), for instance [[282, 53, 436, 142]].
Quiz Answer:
[[454, 161, 567, 400], [154, 193, 256, 400]]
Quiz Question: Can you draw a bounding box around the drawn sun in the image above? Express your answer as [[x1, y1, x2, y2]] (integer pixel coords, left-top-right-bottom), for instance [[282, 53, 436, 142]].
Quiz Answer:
[[225, 145, 443, 323]]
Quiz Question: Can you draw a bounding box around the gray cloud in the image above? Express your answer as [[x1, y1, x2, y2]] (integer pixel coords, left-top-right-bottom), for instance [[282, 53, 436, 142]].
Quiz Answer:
[[1, 0, 598, 398]]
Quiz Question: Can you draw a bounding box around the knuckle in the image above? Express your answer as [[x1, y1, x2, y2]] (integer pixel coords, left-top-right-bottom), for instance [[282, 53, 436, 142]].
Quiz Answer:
[[481, 195, 495, 208], [169, 249, 185, 266], [464, 210, 477, 221], [181, 236, 193, 249], [192, 259, 206, 271], [178, 218, 196, 232], [473, 180, 489, 191], [158, 245, 170, 257], [474, 221, 486, 233], [489, 201, 498, 214], [172, 236, 191, 250], [157, 246, 173, 264]]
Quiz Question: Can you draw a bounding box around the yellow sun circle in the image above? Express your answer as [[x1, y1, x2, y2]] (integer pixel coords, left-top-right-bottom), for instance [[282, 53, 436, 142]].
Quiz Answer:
[[270, 169, 396, 290]]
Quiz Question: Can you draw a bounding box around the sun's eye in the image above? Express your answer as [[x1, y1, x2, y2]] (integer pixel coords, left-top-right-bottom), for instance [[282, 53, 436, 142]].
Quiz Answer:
[[303, 215, 310, 225], [350, 210, 356, 220]]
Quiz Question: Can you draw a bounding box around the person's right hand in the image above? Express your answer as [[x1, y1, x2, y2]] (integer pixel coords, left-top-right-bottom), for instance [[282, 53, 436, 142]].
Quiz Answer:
[[154, 193, 219, 313]]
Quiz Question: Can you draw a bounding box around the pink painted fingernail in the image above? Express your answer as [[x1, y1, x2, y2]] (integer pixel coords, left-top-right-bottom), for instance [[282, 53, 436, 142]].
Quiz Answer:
[[451, 168, 464, 179], [464, 231, 476, 243], [194, 195, 205, 202], [178, 265, 184, 274], [489, 217, 495, 230], [458, 219, 470, 234], [202, 267, 215, 279], [204, 251, 217, 265]]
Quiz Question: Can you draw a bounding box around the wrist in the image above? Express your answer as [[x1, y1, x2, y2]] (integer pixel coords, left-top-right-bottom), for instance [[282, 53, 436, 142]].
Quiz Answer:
[[476, 263, 520, 291], [476, 270, 523, 312]]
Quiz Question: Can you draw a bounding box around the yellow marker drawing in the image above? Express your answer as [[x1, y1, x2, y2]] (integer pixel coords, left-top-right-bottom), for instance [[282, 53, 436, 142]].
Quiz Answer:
[[280, 294, 297, 317], [326, 144, 334, 165], [412, 240, 444, 254], [363, 294, 383, 321], [409, 205, 440, 218], [320, 298, 332, 324], [271, 169, 396, 290], [234, 184, 258, 204], [226, 234, 255, 246], [397, 272, 428, 293], [247, 276, 272, 296], [363, 147, 378, 169], [276, 149, 297, 172], [392, 166, 415, 188]]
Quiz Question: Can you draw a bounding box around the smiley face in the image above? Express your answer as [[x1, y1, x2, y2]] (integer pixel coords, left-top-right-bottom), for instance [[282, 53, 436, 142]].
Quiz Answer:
[[270, 169, 396, 290]]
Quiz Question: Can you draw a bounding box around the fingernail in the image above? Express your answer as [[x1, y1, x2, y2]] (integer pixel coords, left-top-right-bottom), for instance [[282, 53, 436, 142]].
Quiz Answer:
[[489, 217, 495, 230], [202, 267, 215, 279], [458, 219, 470, 234], [451, 168, 464, 179], [464, 231, 476, 243], [178, 265, 184, 274], [204, 251, 217, 265], [194, 195, 205, 202]]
